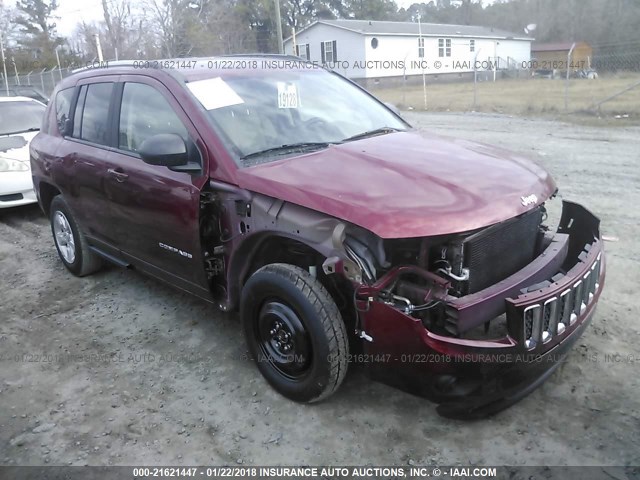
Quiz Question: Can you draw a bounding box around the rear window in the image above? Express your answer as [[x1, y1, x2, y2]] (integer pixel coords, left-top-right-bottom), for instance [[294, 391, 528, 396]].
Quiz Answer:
[[73, 83, 113, 145]]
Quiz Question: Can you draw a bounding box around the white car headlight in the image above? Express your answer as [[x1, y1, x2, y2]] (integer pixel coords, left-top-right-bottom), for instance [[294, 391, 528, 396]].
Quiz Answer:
[[0, 158, 30, 172]]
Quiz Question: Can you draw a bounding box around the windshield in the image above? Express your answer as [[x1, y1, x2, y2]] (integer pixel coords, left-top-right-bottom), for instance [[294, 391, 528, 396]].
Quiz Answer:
[[0, 101, 46, 135], [191, 69, 408, 166]]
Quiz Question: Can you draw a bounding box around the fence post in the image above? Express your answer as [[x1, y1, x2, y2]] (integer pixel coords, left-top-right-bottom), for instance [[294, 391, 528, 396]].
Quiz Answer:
[[40, 68, 47, 92], [565, 42, 576, 112], [473, 48, 482, 110], [0, 34, 9, 94]]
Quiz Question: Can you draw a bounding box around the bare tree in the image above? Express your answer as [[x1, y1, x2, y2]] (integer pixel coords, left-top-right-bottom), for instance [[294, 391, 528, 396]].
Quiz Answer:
[[0, 3, 19, 45], [146, 0, 192, 57]]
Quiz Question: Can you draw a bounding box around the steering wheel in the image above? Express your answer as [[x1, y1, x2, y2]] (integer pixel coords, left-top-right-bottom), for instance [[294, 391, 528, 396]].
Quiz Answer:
[[304, 117, 343, 138]]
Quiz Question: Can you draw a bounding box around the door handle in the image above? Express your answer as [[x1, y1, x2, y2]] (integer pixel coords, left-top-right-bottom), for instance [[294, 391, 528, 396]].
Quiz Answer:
[[107, 168, 129, 182]]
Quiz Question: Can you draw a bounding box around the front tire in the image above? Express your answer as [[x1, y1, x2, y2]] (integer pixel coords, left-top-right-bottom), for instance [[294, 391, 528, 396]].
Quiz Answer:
[[50, 196, 102, 276], [241, 263, 348, 403]]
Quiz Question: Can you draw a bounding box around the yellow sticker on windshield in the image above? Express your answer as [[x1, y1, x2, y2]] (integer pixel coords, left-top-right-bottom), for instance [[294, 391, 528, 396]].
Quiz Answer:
[[277, 82, 299, 109]]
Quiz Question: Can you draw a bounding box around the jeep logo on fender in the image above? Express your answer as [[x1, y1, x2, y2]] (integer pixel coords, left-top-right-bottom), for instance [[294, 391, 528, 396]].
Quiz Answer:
[[521, 194, 538, 206]]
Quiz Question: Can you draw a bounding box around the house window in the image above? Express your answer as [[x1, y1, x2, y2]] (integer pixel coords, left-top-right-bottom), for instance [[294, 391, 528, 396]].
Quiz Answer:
[[470, 39, 475, 53], [321, 40, 337, 63], [438, 38, 451, 57], [296, 43, 310, 60], [418, 37, 424, 58]]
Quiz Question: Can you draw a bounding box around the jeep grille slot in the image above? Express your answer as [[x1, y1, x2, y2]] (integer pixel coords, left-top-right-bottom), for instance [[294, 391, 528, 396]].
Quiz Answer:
[[522, 253, 601, 350]]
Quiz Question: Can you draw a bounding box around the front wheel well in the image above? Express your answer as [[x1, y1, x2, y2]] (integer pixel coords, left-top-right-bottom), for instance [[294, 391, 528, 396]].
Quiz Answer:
[[240, 236, 357, 335]]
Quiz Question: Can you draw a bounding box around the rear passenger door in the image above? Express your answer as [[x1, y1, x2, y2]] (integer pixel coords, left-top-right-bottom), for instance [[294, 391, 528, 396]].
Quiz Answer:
[[54, 79, 118, 245], [104, 77, 209, 291]]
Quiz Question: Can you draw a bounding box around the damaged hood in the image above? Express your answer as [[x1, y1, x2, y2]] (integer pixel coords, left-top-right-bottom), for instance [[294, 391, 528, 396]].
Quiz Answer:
[[236, 131, 556, 238], [0, 130, 37, 165]]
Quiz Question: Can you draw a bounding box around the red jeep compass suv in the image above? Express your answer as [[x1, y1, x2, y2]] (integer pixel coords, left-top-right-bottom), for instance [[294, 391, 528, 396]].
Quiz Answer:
[[30, 57, 605, 419]]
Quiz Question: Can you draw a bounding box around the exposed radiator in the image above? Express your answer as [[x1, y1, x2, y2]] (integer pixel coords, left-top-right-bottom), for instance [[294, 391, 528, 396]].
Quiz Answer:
[[464, 207, 543, 293]]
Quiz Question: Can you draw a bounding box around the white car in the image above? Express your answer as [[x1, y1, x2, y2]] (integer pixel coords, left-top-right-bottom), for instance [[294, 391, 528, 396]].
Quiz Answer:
[[0, 96, 46, 208]]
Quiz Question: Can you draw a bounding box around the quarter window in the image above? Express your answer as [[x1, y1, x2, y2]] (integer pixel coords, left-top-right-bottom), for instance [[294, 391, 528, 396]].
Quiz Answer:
[[75, 83, 113, 145], [438, 38, 451, 57], [55, 87, 75, 134], [118, 82, 188, 152]]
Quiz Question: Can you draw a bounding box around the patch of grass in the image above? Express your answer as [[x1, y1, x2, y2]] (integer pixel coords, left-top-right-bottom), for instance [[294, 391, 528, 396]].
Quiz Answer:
[[369, 72, 640, 125]]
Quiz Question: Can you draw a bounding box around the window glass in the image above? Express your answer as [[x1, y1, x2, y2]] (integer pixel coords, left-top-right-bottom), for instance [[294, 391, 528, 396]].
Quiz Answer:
[[322, 41, 336, 63], [296, 44, 310, 60], [78, 83, 113, 145], [118, 82, 188, 152], [200, 70, 407, 166], [438, 38, 452, 57], [0, 101, 46, 135], [55, 87, 75, 134]]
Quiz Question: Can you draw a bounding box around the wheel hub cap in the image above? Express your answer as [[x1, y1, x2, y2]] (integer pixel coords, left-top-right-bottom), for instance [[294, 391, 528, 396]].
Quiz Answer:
[[53, 211, 76, 264]]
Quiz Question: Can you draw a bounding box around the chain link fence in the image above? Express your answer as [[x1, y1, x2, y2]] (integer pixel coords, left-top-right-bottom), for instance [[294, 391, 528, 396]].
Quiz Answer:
[[367, 50, 640, 121], [0, 66, 75, 99]]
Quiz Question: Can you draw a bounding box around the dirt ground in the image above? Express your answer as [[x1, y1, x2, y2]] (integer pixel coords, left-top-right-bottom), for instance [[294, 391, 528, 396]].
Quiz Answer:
[[1, 112, 639, 469]]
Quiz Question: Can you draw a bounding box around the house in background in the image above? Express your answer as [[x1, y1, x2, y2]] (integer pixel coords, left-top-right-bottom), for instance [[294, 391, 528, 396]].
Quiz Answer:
[[532, 41, 594, 72], [284, 19, 533, 86]]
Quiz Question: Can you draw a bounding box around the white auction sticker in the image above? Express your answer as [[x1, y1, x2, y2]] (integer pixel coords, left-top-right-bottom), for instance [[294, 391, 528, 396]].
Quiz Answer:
[[187, 77, 244, 110], [277, 82, 299, 109]]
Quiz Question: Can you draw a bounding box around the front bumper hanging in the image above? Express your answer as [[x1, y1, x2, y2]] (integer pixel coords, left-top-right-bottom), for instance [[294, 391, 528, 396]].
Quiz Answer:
[[357, 201, 605, 419]]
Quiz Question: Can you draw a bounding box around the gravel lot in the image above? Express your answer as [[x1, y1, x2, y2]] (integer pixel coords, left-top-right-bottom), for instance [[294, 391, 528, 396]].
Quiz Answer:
[[1, 112, 639, 468]]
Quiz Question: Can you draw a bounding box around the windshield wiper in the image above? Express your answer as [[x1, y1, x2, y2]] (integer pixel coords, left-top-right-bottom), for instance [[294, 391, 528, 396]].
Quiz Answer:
[[342, 127, 404, 143], [241, 142, 332, 161], [1, 127, 40, 136]]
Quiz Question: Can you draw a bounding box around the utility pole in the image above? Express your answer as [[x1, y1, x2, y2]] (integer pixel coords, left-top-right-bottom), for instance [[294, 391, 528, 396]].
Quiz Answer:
[[55, 46, 63, 81], [0, 32, 9, 94], [417, 14, 427, 110], [274, 0, 284, 54], [291, 28, 296, 56], [94, 33, 104, 63]]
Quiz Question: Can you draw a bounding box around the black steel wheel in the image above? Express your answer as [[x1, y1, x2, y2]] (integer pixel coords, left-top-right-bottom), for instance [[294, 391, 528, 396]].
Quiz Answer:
[[241, 263, 348, 403]]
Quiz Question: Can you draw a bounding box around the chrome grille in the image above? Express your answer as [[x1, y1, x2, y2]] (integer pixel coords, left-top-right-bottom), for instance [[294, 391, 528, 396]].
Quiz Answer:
[[523, 253, 602, 350]]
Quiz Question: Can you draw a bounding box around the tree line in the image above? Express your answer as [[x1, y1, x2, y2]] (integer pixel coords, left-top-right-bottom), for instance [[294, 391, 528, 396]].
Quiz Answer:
[[1, 0, 639, 71]]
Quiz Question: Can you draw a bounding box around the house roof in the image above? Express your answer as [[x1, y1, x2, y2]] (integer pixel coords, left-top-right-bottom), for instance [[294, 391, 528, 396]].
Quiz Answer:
[[287, 19, 532, 42], [532, 41, 591, 52]]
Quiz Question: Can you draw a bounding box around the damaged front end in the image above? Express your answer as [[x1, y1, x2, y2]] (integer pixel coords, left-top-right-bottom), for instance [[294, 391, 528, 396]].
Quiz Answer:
[[339, 199, 605, 419]]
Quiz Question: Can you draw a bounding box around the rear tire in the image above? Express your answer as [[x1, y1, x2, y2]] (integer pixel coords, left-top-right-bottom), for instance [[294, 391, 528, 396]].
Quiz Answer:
[[50, 196, 102, 276], [241, 263, 348, 403]]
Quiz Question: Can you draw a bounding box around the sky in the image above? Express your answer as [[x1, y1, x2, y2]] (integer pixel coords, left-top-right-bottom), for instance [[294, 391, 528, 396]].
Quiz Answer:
[[10, 0, 498, 37]]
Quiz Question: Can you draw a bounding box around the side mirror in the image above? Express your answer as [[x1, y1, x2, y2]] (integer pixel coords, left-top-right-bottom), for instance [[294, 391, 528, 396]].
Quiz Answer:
[[61, 117, 73, 136], [384, 102, 402, 117], [139, 133, 189, 168]]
